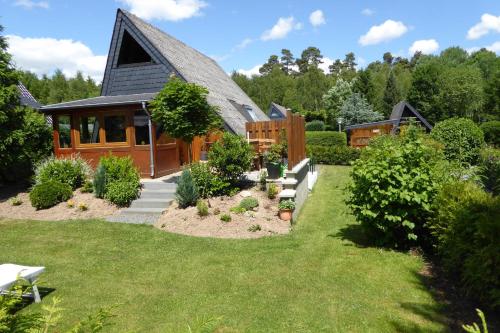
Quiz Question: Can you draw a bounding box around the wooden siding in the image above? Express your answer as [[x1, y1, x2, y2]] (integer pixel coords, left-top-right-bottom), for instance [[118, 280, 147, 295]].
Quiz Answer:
[[246, 111, 306, 170], [349, 123, 394, 148]]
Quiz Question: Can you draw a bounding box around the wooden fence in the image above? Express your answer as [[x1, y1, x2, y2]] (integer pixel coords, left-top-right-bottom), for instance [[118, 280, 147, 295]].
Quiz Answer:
[[246, 111, 306, 170]]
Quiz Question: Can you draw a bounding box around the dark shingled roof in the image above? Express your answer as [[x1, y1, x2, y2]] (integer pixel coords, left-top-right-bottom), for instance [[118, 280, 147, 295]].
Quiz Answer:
[[41, 93, 156, 110], [18, 83, 41, 109]]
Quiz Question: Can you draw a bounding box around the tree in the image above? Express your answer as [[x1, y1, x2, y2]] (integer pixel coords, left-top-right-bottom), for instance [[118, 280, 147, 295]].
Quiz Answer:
[[382, 70, 401, 116], [280, 49, 295, 75], [151, 78, 221, 162], [259, 55, 281, 75], [383, 52, 394, 65], [322, 78, 353, 125], [352, 69, 371, 97], [339, 93, 383, 126], [296, 47, 323, 73]]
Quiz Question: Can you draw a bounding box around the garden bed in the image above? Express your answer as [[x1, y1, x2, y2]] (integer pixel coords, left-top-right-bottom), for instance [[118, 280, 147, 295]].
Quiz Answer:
[[0, 189, 118, 221], [155, 186, 290, 239]]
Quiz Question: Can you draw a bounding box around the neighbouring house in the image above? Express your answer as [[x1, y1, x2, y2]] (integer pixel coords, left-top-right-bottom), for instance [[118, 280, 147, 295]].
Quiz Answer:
[[268, 102, 290, 120], [18, 83, 41, 109], [40, 9, 269, 178], [345, 101, 433, 148]]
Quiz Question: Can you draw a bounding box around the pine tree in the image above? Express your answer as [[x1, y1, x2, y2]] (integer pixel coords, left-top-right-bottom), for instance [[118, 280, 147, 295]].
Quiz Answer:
[[382, 70, 401, 116], [280, 49, 295, 75]]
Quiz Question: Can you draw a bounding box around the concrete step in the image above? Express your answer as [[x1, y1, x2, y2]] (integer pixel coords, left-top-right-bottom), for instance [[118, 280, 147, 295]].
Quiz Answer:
[[281, 178, 297, 190], [278, 189, 296, 200], [107, 213, 161, 225], [130, 198, 173, 209], [140, 189, 176, 199], [141, 182, 177, 191], [121, 207, 166, 215]]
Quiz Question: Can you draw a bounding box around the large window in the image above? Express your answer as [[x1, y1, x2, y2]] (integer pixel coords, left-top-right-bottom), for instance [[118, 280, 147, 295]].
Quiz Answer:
[[104, 115, 127, 143], [134, 110, 150, 145], [79, 115, 100, 144], [58, 115, 72, 148]]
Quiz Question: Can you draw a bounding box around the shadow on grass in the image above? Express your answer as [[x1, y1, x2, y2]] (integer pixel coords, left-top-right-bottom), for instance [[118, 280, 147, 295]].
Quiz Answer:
[[0, 183, 30, 203], [11, 287, 56, 312], [329, 223, 372, 248]]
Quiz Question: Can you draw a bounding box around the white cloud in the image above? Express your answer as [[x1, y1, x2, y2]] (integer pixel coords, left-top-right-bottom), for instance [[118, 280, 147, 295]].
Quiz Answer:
[[7, 35, 107, 82], [237, 64, 262, 77], [309, 10, 326, 27], [486, 41, 500, 53], [408, 39, 439, 55], [361, 8, 374, 16], [13, 0, 49, 9], [118, 0, 207, 21], [261, 16, 302, 41], [235, 38, 253, 50], [318, 57, 333, 74], [467, 14, 500, 40], [359, 19, 408, 46]]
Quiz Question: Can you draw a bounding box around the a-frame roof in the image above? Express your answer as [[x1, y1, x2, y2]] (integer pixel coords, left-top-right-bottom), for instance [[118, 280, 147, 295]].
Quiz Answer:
[[18, 82, 41, 109], [269, 102, 288, 119], [102, 9, 269, 134]]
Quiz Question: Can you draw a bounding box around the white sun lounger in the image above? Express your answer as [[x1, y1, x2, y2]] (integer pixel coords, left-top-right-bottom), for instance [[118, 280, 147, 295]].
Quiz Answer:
[[0, 264, 45, 303]]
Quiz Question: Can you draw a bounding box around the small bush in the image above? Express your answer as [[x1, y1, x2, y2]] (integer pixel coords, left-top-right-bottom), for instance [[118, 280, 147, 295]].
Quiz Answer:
[[259, 170, 268, 191], [307, 145, 361, 165], [29, 180, 72, 210], [306, 131, 346, 147], [478, 148, 500, 195], [230, 206, 246, 214], [78, 202, 88, 211], [81, 180, 93, 193], [34, 156, 91, 190], [190, 162, 230, 197], [196, 200, 209, 216], [176, 169, 199, 208], [428, 180, 500, 307], [208, 132, 253, 185], [305, 120, 325, 131], [213, 208, 220, 215], [99, 155, 140, 185], [431, 118, 485, 165], [67, 199, 75, 208], [104, 180, 139, 207], [278, 199, 295, 210], [10, 196, 22, 206], [239, 197, 259, 210], [93, 164, 106, 199], [220, 213, 231, 223], [248, 224, 262, 232], [480, 120, 500, 147], [267, 183, 278, 199]]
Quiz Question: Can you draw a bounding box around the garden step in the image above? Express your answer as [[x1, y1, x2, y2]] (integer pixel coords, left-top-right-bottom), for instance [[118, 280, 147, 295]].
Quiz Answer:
[[278, 189, 296, 200], [121, 207, 166, 215], [130, 198, 173, 209], [281, 178, 297, 190], [139, 189, 176, 199], [141, 182, 177, 191], [106, 213, 161, 225]]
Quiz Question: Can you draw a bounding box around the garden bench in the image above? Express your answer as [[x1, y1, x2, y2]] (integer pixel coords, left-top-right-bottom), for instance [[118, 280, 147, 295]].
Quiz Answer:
[[0, 264, 45, 303]]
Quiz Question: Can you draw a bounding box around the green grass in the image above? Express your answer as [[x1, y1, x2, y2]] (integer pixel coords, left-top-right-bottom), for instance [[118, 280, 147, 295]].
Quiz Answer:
[[0, 166, 448, 332]]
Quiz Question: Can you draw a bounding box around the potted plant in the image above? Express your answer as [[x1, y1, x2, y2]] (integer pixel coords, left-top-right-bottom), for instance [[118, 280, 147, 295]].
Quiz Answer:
[[264, 144, 283, 179], [278, 199, 295, 221]]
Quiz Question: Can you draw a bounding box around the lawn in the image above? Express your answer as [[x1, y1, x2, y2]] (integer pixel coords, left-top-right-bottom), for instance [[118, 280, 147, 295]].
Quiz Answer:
[[0, 166, 449, 332]]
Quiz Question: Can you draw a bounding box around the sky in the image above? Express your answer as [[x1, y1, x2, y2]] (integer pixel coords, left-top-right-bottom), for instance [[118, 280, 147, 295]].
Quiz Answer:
[[1, 0, 499, 82]]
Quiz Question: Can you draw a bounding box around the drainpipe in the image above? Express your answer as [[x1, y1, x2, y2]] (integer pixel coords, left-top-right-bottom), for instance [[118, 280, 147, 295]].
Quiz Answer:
[[141, 102, 155, 178]]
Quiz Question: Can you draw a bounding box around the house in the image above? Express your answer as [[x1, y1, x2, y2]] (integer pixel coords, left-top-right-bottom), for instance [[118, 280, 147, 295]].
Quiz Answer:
[[345, 101, 433, 148], [18, 83, 41, 109], [268, 102, 289, 120], [41, 9, 269, 178]]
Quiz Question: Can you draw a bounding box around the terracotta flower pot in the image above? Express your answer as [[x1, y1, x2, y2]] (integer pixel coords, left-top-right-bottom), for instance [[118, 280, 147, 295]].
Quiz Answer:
[[279, 209, 293, 221]]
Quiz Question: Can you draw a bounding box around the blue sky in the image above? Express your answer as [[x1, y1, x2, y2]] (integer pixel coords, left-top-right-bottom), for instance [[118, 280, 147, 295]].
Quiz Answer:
[[1, 0, 499, 82]]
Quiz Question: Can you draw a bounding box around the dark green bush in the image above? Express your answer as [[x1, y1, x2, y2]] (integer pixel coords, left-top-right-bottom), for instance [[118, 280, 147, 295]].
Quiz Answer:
[[99, 155, 140, 185], [480, 121, 500, 147], [239, 197, 259, 210], [431, 118, 485, 165], [93, 164, 106, 199], [346, 127, 445, 249], [35, 156, 91, 190], [478, 148, 500, 196], [428, 180, 500, 307], [190, 162, 230, 197], [104, 180, 139, 207], [176, 169, 199, 208], [208, 132, 253, 185], [307, 145, 360, 165], [305, 131, 346, 147], [305, 120, 325, 131], [29, 180, 72, 210]]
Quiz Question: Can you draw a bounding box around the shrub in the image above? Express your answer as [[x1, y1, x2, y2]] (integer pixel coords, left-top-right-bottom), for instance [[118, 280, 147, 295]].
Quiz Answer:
[[230, 206, 246, 214], [239, 197, 259, 210], [306, 145, 361, 165], [104, 180, 139, 207], [81, 180, 94, 193], [428, 180, 500, 307], [220, 213, 231, 222], [34, 156, 91, 190], [431, 118, 485, 165], [93, 164, 106, 199], [346, 127, 445, 249], [176, 169, 199, 208], [264, 144, 283, 165], [480, 120, 500, 147], [99, 155, 140, 185], [10, 196, 22, 206], [78, 202, 88, 211], [305, 120, 325, 131], [67, 199, 75, 208], [478, 148, 500, 196], [259, 170, 267, 191], [29, 180, 72, 210], [278, 199, 295, 210], [196, 200, 209, 216], [190, 162, 230, 197], [208, 132, 253, 185], [305, 131, 346, 147], [267, 183, 278, 199]]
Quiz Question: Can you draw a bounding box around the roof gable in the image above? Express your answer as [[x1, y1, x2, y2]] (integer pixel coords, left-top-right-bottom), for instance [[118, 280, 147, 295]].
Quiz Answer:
[[269, 102, 287, 119], [390, 101, 433, 130]]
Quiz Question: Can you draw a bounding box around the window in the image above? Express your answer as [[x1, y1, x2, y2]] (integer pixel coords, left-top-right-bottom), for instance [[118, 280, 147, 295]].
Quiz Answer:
[[104, 115, 127, 143], [117, 30, 153, 66], [79, 115, 100, 144], [134, 110, 150, 145], [244, 105, 258, 121], [58, 115, 72, 148]]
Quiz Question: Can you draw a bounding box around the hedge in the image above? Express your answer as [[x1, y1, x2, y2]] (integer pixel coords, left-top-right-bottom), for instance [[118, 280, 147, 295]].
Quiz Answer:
[[307, 145, 361, 165], [305, 120, 325, 131], [305, 131, 346, 147]]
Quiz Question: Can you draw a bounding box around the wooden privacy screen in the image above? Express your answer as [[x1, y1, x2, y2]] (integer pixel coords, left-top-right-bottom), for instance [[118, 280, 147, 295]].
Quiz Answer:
[[246, 111, 306, 170], [349, 123, 393, 148]]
